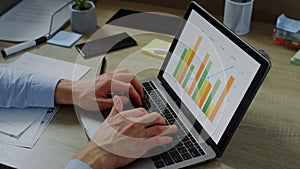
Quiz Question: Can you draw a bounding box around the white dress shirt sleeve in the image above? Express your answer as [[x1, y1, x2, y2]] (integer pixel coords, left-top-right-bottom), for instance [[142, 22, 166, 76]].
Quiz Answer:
[[0, 67, 61, 108]]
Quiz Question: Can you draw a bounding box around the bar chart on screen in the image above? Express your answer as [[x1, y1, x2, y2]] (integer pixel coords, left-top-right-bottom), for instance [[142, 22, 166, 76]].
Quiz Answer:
[[172, 34, 236, 122], [164, 10, 261, 142]]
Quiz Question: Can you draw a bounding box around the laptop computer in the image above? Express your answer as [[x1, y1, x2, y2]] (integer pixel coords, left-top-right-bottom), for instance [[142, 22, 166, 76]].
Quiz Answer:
[[0, 0, 21, 16], [122, 1, 271, 168]]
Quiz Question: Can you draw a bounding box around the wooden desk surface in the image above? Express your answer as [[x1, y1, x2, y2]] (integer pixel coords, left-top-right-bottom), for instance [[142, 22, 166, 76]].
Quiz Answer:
[[0, 0, 299, 168]]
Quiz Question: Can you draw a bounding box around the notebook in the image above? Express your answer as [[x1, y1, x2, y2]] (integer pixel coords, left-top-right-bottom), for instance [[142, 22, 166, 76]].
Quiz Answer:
[[121, 1, 271, 168]]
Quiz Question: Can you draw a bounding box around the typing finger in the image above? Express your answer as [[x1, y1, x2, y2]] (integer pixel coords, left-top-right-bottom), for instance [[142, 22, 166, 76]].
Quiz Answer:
[[110, 79, 143, 106], [112, 72, 144, 99], [121, 107, 148, 118], [134, 112, 166, 126], [145, 125, 177, 137]]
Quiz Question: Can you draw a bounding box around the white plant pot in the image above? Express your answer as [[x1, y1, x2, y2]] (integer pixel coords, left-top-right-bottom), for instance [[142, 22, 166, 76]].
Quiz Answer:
[[70, 1, 97, 33]]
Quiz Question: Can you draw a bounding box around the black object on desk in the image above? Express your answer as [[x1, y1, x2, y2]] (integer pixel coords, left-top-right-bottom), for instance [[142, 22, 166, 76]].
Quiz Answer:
[[106, 8, 182, 36], [99, 56, 106, 75], [75, 32, 137, 59]]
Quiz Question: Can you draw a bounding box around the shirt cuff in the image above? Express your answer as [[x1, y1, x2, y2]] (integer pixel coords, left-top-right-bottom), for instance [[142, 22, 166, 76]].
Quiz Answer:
[[28, 74, 61, 108], [64, 159, 92, 169]]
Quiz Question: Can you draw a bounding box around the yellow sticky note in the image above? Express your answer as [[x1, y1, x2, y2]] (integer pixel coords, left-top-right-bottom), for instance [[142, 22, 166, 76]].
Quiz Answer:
[[141, 39, 171, 59]]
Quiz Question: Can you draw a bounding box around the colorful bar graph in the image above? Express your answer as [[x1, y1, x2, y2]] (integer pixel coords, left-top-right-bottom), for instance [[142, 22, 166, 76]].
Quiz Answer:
[[173, 48, 188, 78], [188, 53, 210, 95], [202, 79, 221, 113], [192, 61, 213, 100], [198, 83, 212, 108], [178, 46, 194, 84], [182, 65, 195, 89], [195, 79, 209, 104], [209, 76, 235, 121], [171, 34, 236, 122]]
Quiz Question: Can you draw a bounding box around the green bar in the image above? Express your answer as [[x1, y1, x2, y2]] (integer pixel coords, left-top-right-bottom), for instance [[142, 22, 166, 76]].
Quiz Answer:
[[173, 48, 188, 78], [182, 65, 195, 89], [192, 61, 213, 99], [202, 79, 221, 113]]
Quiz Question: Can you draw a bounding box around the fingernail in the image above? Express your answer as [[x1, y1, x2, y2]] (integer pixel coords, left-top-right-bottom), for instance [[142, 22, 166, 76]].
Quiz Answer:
[[113, 96, 119, 103]]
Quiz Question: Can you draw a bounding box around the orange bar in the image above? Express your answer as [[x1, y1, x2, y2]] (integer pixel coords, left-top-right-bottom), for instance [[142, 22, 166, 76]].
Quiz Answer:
[[198, 83, 212, 108], [195, 79, 209, 103], [194, 36, 203, 51], [178, 47, 193, 84], [188, 53, 210, 95], [178, 36, 203, 84], [209, 76, 235, 121]]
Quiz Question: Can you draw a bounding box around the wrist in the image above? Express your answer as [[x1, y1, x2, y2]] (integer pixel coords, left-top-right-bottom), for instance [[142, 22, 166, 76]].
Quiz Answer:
[[74, 141, 116, 169], [54, 80, 73, 105]]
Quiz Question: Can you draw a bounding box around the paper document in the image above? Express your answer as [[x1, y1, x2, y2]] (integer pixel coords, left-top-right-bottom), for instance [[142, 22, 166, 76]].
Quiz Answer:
[[0, 108, 46, 136], [0, 51, 90, 148], [0, 0, 72, 42], [0, 107, 58, 148], [8, 52, 91, 81]]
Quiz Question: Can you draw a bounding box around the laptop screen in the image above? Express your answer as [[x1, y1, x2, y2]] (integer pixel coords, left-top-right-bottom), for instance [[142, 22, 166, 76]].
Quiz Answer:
[[162, 9, 261, 144]]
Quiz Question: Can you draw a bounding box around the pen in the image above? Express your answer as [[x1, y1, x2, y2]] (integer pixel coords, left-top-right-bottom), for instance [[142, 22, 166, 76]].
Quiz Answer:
[[1, 36, 47, 57], [99, 56, 107, 75]]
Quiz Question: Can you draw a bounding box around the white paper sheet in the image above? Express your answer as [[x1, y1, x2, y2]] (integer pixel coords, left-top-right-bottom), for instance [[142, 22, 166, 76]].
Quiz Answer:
[[0, 0, 72, 42], [0, 107, 58, 148], [0, 108, 47, 136], [7, 52, 91, 81]]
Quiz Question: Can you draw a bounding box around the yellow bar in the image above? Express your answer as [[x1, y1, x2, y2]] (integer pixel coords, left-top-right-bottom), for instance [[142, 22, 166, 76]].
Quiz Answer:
[[185, 86, 189, 92], [188, 53, 210, 95], [195, 79, 209, 103], [209, 76, 235, 121], [177, 36, 203, 84], [198, 83, 212, 109], [206, 103, 215, 117], [178, 46, 193, 84]]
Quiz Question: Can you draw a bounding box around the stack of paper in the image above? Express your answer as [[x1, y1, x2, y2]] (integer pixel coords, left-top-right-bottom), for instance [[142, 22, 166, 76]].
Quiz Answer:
[[0, 52, 91, 148], [0, 107, 58, 148], [7, 52, 91, 81]]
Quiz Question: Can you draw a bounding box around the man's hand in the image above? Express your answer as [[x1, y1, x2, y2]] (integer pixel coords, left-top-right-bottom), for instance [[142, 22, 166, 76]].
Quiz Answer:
[[55, 69, 144, 111], [74, 96, 177, 169]]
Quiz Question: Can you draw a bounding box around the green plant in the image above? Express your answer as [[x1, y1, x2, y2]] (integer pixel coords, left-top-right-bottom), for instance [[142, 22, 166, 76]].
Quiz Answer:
[[74, 0, 90, 10]]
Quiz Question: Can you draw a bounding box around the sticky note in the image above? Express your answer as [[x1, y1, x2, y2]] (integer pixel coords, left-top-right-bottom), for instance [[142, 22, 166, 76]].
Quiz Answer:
[[291, 49, 300, 66], [47, 31, 82, 48], [141, 39, 171, 59]]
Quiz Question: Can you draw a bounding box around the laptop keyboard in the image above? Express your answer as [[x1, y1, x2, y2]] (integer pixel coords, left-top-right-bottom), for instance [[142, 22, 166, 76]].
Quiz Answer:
[[141, 81, 206, 168]]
